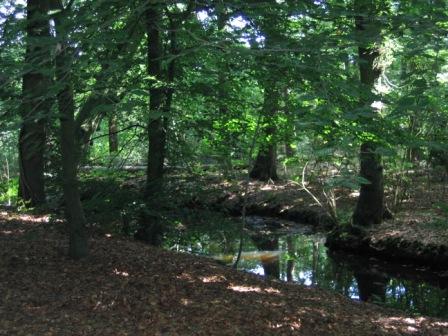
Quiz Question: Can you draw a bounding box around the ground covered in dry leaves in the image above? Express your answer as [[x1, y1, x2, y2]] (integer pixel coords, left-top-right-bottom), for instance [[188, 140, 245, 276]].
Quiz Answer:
[[1, 210, 447, 336]]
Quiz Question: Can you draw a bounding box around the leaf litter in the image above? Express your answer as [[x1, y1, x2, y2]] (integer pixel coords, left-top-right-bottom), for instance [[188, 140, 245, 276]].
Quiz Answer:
[[1, 211, 447, 336]]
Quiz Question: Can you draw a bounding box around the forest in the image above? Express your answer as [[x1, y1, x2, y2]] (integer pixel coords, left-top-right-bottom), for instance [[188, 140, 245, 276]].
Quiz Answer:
[[1, 0, 448, 335]]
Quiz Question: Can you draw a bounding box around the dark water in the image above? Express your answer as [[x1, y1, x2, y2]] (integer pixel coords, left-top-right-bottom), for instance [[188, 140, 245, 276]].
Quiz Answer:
[[163, 214, 448, 318]]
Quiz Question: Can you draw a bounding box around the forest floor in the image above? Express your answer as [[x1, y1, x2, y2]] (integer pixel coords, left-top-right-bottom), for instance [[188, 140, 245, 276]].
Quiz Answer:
[[1, 209, 448, 336]]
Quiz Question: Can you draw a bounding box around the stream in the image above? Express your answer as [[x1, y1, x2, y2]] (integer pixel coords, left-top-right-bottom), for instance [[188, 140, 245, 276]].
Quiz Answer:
[[163, 214, 448, 318]]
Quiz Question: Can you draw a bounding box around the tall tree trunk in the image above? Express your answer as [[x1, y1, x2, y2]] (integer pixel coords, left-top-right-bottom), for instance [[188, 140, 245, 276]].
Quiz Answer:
[[54, 4, 88, 259], [352, 0, 385, 226], [108, 114, 119, 153], [215, 3, 233, 174], [145, 3, 165, 196], [249, 19, 281, 182], [250, 83, 279, 181], [18, 0, 52, 206]]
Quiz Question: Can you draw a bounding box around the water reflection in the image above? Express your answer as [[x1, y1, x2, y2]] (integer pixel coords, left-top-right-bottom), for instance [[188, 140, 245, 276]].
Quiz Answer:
[[354, 269, 389, 303], [251, 235, 280, 278], [164, 214, 448, 318]]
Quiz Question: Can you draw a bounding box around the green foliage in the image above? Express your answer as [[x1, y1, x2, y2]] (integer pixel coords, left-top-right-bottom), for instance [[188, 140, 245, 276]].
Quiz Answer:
[[0, 176, 18, 205], [1, 0, 447, 183], [424, 203, 448, 230], [78, 171, 145, 234]]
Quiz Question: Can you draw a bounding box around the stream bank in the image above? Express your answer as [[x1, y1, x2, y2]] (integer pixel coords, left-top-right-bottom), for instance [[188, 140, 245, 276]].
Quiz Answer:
[[325, 220, 448, 270], [184, 177, 448, 273]]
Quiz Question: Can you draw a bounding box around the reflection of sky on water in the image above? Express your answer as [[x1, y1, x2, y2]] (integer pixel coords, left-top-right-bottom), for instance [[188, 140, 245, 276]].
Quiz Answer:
[[249, 265, 265, 276], [349, 286, 360, 300], [297, 271, 313, 286]]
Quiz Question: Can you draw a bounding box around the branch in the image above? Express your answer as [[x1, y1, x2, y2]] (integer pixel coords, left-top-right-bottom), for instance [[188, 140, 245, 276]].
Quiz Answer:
[[300, 162, 323, 208], [88, 124, 146, 143]]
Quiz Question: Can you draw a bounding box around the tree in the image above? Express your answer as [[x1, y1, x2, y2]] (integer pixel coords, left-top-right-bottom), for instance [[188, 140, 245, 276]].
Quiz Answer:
[[248, 7, 287, 181], [145, 2, 165, 196], [53, 0, 88, 259], [249, 80, 280, 181], [108, 115, 119, 153], [18, 0, 52, 206], [144, 1, 192, 195], [352, 0, 388, 226]]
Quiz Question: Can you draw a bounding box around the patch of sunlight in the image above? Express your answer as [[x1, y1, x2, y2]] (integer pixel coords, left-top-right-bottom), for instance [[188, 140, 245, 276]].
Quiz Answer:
[[437, 71, 448, 84], [269, 320, 301, 331], [349, 191, 360, 198], [373, 316, 446, 331], [112, 269, 129, 277], [18, 214, 50, 223], [228, 284, 281, 294], [200, 275, 227, 283], [94, 300, 116, 310], [279, 205, 292, 213], [0, 229, 24, 235], [260, 185, 275, 191], [383, 230, 402, 237], [105, 233, 113, 238], [177, 272, 195, 282], [180, 298, 192, 306]]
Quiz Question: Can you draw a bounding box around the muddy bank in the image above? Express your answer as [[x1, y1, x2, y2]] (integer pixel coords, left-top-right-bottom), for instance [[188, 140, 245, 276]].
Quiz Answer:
[[326, 221, 448, 271], [184, 180, 336, 231]]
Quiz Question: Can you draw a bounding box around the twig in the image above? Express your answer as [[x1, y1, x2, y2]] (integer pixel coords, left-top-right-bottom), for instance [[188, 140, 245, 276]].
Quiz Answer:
[[300, 162, 324, 208]]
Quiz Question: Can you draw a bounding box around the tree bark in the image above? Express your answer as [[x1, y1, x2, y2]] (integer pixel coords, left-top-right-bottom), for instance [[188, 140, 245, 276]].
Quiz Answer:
[[54, 3, 88, 259], [108, 114, 119, 153], [145, 3, 165, 196], [18, 0, 52, 206], [352, 0, 385, 226], [215, 2, 233, 174], [249, 17, 282, 182], [249, 83, 279, 181]]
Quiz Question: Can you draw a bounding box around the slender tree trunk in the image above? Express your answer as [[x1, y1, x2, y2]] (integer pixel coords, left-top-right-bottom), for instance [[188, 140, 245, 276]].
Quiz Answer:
[[352, 0, 385, 226], [250, 83, 279, 181], [18, 0, 52, 206], [286, 236, 295, 282], [54, 5, 88, 259], [249, 21, 281, 182], [108, 115, 119, 153], [145, 3, 165, 196], [215, 3, 233, 174]]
